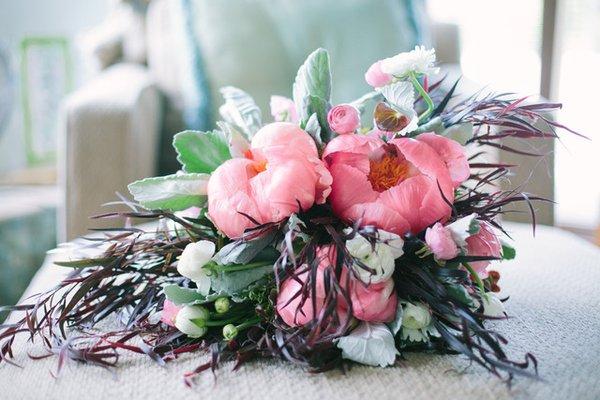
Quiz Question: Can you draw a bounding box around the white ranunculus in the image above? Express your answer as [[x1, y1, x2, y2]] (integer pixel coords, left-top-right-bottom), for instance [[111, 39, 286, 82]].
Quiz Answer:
[[380, 46, 440, 78], [482, 293, 505, 317], [400, 301, 438, 343], [346, 231, 404, 284], [177, 241, 215, 295], [174, 305, 209, 338]]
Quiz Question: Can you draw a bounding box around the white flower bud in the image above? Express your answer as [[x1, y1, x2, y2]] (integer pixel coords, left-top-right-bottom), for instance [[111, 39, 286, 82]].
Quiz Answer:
[[175, 305, 209, 338], [401, 302, 431, 330], [482, 293, 505, 317], [177, 241, 215, 295], [346, 231, 404, 284]]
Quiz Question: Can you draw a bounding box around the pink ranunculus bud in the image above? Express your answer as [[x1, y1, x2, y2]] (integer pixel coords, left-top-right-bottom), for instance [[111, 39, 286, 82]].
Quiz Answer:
[[425, 222, 459, 260], [465, 222, 502, 278], [270, 95, 298, 123], [161, 300, 182, 327], [364, 60, 393, 88], [207, 122, 332, 238], [349, 279, 398, 323], [327, 104, 360, 135]]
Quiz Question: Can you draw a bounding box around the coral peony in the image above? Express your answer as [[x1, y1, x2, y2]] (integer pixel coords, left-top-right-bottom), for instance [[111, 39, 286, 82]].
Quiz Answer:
[[327, 104, 361, 135], [323, 134, 455, 236], [415, 132, 470, 187], [207, 122, 332, 238], [425, 222, 459, 260], [465, 222, 502, 278]]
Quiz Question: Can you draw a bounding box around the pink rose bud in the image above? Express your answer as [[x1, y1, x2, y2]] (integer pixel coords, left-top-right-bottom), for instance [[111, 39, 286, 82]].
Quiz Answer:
[[327, 104, 360, 135], [425, 222, 459, 260], [270, 95, 298, 123], [364, 60, 393, 88], [465, 222, 502, 278], [161, 300, 182, 327]]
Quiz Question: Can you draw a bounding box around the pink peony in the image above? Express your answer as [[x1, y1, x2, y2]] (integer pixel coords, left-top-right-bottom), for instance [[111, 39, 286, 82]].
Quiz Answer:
[[161, 300, 181, 327], [415, 132, 470, 187], [465, 222, 502, 278], [425, 222, 459, 260], [323, 134, 455, 236], [364, 60, 393, 88], [207, 122, 332, 238], [276, 246, 397, 327], [327, 104, 360, 135], [270, 95, 298, 123]]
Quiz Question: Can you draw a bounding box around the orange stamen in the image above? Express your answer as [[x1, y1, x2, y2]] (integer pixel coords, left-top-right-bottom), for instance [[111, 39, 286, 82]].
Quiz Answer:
[[368, 154, 410, 192]]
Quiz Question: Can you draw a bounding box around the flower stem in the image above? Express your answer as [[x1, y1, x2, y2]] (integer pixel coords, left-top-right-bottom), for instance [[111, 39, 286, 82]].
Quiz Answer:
[[409, 71, 434, 124], [235, 316, 262, 331], [463, 262, 485, 294], [208, 261, 272, 274]]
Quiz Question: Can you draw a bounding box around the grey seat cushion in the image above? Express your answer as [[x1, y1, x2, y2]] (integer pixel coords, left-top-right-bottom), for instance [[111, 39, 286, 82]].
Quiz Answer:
[[2, 222, 600, 400]]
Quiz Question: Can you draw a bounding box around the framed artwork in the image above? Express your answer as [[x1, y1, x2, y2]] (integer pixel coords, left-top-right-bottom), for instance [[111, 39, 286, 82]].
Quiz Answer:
[[20, 37, 73, 166]]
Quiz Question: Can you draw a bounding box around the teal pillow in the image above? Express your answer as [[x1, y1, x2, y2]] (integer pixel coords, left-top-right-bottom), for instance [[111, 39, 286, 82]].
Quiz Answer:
[[178, 0, 430, 130]]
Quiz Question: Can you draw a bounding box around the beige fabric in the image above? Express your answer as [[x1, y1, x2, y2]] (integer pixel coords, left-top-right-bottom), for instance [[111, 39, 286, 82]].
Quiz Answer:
[[2, 222, 600, 399], [59, 63, 161, 241]]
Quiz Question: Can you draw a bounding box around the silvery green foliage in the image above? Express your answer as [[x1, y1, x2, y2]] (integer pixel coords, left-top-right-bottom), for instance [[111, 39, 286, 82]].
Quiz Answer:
[[303, 113, 322, 148], [337, 323, 398, 367], [127, 172, 209, 211], [442, 121, 474, 145], [173, 130, 231, 174], [293, 48, 332, 141], [213, 230, 278, 265], [219, 86, 262, 138], [210, 265, 273, 296], [163, 284, 221, 306], [217, 121, 250, 158]]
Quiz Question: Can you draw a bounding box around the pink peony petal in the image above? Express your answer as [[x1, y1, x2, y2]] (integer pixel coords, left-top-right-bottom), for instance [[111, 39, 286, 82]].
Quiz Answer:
[[416, 132, 470, 187]]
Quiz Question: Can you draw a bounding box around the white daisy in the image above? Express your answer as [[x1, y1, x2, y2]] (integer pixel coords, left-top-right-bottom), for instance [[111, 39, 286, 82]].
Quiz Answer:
[[380, 46, 440, 78]]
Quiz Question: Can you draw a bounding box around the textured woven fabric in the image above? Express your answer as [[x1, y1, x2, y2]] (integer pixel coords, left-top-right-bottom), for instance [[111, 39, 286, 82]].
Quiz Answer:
[[2, 222, 600, 400]]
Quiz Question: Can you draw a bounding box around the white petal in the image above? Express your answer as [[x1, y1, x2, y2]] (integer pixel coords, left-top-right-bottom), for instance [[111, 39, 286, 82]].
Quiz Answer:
[[175, 306, 209, 338], [337, 323, 398, 367]]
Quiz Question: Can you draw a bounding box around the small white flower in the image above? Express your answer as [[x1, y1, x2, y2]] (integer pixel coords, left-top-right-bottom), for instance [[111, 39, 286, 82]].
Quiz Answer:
[[400, 301, 438, 343], [346, 230, 404, 284], [482, 293, 505, 317], [175, 305, 209, 338], [336, 322, 398, 367], [177, 241, 215, 295], [380, 46, 440, 78]]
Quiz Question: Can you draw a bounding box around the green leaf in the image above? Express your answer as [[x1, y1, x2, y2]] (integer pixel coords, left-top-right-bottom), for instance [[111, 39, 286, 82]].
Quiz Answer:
[[163, 284, 221, 306], [445, 283, 475, 307], [336, 323, 398, 367], [305, 95, 333, 142], [210, 265, 273, 296], [173, 130, 231, 173], [219, 86, 262, 138], [303, 113, 322, 148], [386, 301, 404, 335], [293, 48, 331, 119], [501, 242, 516, 260], [128, 173, 209, 211], [213, 230, 278, 265]]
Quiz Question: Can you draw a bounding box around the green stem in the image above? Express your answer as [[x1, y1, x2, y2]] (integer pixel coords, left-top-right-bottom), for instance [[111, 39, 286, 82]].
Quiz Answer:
[[210, 261, 272, 274], [409, 71, 434, 124], [463, 262, 485, 294], [235, 317, 261, 331]]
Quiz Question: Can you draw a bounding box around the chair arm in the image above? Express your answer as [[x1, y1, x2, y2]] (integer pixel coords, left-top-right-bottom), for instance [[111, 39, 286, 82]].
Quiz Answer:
[[59, 63, 162, 240]]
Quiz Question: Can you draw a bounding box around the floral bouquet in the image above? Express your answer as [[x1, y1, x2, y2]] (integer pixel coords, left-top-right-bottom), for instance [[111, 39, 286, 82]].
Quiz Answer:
[[1, 47, 579, 384]]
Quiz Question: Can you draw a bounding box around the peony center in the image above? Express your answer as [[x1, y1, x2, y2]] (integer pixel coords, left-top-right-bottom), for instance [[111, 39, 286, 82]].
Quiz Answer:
[[245, 150, 268, 174], [368, 154, 410, 192]]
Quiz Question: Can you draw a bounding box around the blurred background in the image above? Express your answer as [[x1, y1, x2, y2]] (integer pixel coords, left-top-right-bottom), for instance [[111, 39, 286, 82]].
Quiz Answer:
[[0, 0, 598, 309]]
